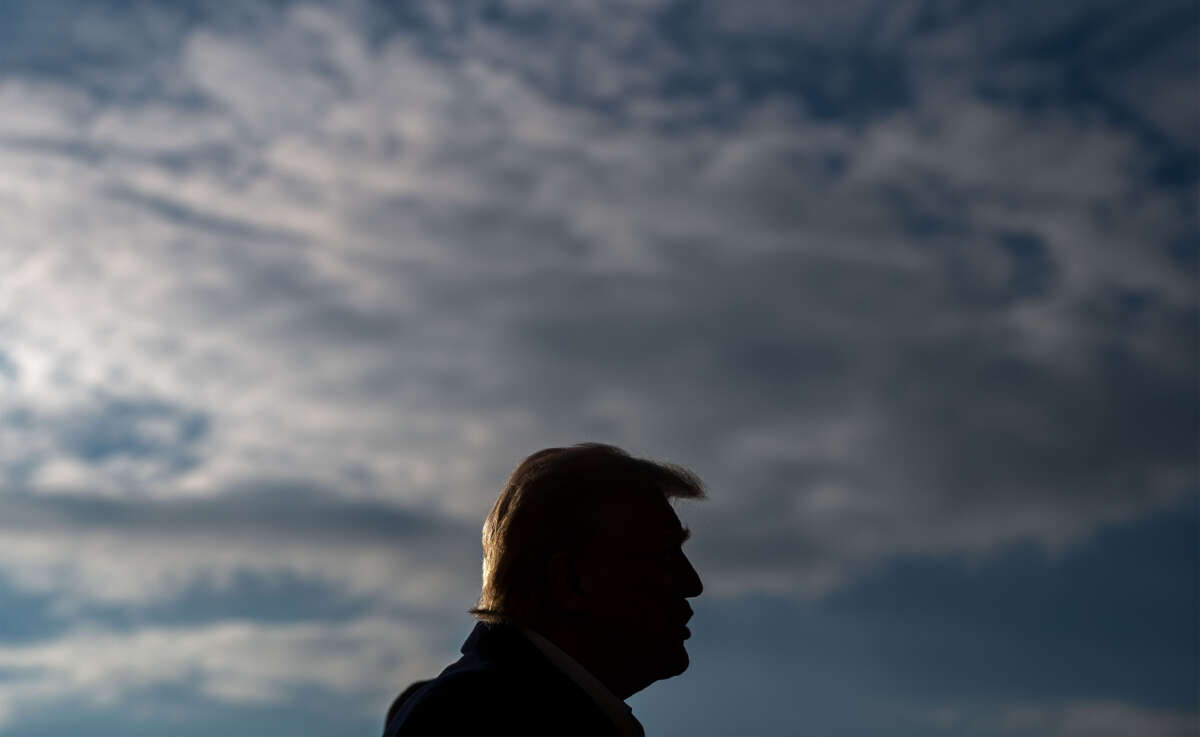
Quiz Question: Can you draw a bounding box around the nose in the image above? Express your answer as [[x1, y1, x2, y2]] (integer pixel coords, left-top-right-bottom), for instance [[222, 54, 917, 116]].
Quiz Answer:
[[677, 552, 703, 598]]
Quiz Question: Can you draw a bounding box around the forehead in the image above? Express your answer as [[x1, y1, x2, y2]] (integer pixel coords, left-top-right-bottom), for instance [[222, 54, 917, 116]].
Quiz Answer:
[[590, 492, 689, 543]]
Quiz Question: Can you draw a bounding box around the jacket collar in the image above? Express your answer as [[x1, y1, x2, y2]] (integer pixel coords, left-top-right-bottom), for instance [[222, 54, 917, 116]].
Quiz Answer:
[[460, 621, 645, 737]]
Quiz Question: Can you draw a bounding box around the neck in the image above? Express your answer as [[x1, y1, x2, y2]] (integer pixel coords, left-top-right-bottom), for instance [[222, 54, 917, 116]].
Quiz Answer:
[[529, 619, 646, 700]]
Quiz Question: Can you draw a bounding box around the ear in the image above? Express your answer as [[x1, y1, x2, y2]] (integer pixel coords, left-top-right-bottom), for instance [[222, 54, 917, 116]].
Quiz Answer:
[[547, 551, 588, 613]]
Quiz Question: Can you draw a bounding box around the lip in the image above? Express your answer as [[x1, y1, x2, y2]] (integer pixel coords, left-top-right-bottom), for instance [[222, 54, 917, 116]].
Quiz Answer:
[[679, 605, 694, 639]]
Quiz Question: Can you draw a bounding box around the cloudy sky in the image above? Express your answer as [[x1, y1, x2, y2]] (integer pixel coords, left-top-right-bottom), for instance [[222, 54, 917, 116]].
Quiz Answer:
[[0, 0, 1196, 735]]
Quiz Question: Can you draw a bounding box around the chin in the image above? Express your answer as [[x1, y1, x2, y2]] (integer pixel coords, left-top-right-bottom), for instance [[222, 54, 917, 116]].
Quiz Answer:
[[677, 645, 691, 671], [660, 643, 690, 678], [627, 631, 691, 684]]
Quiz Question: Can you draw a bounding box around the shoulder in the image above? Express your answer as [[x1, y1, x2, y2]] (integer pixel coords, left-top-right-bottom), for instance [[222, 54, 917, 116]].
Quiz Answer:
[[384, 622, 620, 736], [386, 668, 536, 736]]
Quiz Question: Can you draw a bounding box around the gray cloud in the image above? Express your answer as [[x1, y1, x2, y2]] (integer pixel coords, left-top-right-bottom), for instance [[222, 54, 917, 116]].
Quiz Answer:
[[0, 615, 449, 729], [921, 700, 1198, 737], [0, 0, 1192, 591], [0, 486, 480, 610], [0, 0, 1194, 725]]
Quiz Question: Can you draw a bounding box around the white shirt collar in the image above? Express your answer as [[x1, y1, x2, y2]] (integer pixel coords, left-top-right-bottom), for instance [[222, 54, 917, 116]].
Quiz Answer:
[[520, 627, 645, 737]]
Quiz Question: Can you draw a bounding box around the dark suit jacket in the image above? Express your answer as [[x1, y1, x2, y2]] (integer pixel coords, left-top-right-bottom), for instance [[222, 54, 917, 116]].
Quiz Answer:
[[383, 621, 640, 736]]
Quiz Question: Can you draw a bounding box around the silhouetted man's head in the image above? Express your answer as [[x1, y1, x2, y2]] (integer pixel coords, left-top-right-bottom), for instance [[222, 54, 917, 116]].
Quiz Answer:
[[471, 443, 704, 698]]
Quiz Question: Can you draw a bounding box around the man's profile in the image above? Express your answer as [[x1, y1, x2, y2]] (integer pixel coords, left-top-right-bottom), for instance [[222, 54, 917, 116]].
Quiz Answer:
[[383, 443, 704, 736]]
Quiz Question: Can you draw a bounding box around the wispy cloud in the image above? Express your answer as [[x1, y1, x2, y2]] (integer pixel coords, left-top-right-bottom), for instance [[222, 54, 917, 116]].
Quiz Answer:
[[924, 700, 1198, 737], [0, 616, 441, 729], [0, 488, 478, 611], [0, 0, 1192, 599], [0, 0, 1194, 731]]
